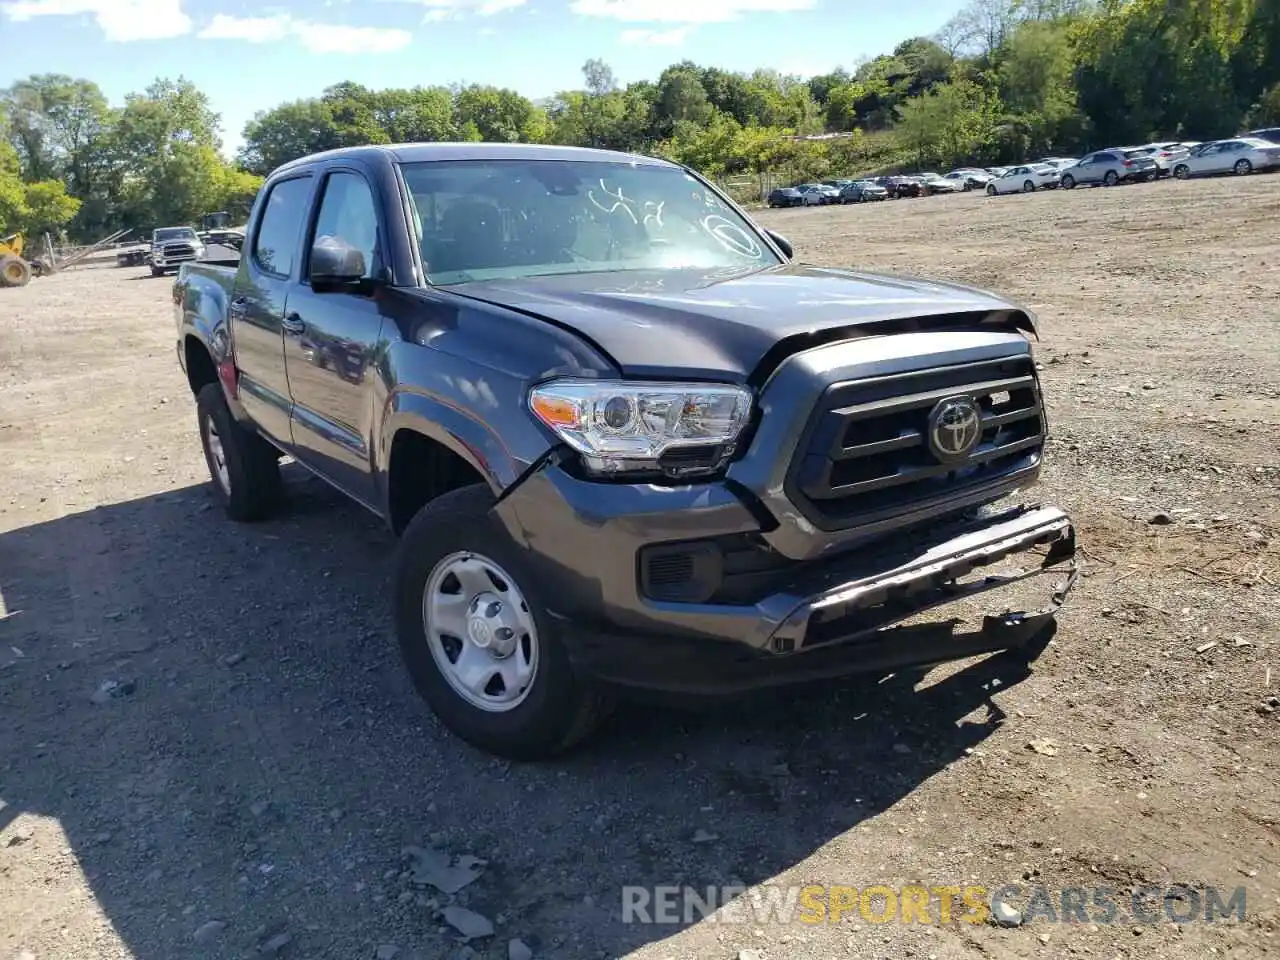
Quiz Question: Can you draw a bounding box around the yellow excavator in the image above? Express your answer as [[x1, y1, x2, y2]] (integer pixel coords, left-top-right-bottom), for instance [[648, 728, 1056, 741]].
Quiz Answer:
[[0, 232, 43, 288]]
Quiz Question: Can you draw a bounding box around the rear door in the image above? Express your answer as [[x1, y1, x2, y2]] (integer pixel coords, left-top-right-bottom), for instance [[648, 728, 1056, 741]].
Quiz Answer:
[[281, 166, 388, 507], [230, 173, 315, 445]]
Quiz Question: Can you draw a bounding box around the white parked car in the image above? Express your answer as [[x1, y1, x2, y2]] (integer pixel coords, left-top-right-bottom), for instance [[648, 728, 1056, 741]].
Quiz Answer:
[[985, 163, 1061, 195], [943, 168, 995, 191], [1137, 142, 1193, 176], [1172, 138, 1280, 179]]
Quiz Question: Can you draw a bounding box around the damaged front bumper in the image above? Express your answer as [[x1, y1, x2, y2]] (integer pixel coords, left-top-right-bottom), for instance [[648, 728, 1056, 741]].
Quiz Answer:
[[555, 502, 1079, 696]]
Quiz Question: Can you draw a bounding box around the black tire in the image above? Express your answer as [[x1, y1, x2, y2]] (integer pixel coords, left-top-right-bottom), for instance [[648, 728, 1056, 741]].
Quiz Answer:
[[0, 255, 31, 287], [1174, 164, 1190, 180], [1061, 174, 1076, 189], [195, 382, 281, 522], [986, 184, 997, 196], [1234, 159, 1252, 175], [393, 484, 606, 761], [1022, 180, 1035, 193], [151, 266, 166, 277], [1103, 170, 1118, 186]]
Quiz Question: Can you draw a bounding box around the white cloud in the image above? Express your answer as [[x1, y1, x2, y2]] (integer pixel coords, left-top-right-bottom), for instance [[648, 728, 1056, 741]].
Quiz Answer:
[[198, 14, 412, 54], [292, 20, 413, 53], [620, 25, 692, 46], [384, 0, 526, 23], [198, 13, 291, 43], [571, 0, 814, 24], [1, 0, 191, 41]]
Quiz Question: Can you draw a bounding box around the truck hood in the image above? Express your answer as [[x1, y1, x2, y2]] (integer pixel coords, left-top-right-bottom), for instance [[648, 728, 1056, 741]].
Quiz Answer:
[[440, 263, 1031, 383]]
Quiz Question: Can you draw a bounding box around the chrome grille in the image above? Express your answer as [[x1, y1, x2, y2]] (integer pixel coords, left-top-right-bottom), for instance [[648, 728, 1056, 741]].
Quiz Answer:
[[787, 356, 1044, 530], [162, 243, 196, 258]]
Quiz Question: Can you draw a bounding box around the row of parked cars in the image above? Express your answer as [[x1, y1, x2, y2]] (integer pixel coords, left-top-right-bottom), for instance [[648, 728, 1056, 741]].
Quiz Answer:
[[765, 127, 1280, 208]]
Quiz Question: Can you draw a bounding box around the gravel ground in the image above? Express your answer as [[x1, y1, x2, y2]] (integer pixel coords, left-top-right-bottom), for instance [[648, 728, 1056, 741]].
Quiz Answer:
[[1, 174, 1278, 960]]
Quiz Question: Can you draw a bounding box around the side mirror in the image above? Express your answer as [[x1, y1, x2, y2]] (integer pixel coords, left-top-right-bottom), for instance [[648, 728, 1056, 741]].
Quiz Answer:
[[765, 229, 793, 260], [310, 235, 367, 289]]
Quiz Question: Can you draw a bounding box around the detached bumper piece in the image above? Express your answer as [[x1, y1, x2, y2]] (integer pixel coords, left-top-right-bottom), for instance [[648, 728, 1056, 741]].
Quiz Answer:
[[771, 504, 1077, 651], [568, 505, 1078, 696]]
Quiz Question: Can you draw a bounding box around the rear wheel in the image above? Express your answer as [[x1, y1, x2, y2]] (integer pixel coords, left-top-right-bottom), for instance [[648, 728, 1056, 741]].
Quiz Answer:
[[0, 255, 31, 287], [1022, 180, 1035, 193], [394, 484, 605, 760], [196, 383, 281, 521]]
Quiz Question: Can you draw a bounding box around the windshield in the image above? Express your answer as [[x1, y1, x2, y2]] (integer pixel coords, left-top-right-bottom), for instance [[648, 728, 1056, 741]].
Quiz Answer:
[[154, 227, 196, 242], [401, 159, 780, 285]]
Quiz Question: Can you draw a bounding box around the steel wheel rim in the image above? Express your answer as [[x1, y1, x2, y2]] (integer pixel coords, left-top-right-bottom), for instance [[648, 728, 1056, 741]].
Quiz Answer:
[[422, 551, 539, 713], [205, 416, 231, 494]]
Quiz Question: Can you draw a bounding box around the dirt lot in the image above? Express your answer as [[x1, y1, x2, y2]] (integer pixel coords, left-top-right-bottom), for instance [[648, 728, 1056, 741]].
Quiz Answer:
[[2, 174, 1278, 960]]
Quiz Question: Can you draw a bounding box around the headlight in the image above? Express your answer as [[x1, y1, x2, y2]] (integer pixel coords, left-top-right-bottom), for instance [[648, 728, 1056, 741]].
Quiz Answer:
[[528, 379, 752, 479]]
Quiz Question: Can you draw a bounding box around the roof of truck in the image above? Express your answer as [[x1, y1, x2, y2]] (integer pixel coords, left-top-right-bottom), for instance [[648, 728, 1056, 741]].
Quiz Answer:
[[273, 141, 676, 175]]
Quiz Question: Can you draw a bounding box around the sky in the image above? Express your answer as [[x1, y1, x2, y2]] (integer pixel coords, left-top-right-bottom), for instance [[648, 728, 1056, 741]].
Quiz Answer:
[[0, 0, 968, 157]]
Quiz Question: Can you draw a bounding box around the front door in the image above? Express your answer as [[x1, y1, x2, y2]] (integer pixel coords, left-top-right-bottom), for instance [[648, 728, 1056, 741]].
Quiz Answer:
[[230, 174, 314, 445], [282, 168, 387, 508], [1074, 155, 1101, 184]]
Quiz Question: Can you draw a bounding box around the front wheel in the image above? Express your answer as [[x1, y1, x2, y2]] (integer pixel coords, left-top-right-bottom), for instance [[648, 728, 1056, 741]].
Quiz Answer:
[[986, 184, 998, 196], [196, 383, 281, 521], [1234, 159, 1253, 176], [0, 255, 31, 287], [394, 484, 606, 761], [1061, 174, 1076, 189], [1174, 165, 1190, 180]]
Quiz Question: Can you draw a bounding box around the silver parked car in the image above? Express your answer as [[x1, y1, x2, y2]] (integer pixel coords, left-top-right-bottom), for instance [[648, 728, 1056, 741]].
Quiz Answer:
[[839, 180, 888, 203], [1059, 148, 1159, 188], [1172, 137, 1280, 178]]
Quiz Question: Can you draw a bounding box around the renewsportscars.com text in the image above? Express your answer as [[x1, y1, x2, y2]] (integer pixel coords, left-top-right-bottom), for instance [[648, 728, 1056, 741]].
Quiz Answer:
[[620, 883, 1248, 926]]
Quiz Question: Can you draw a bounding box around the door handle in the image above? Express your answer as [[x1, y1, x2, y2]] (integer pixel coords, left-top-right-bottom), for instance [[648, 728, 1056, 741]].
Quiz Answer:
[[281, 313, 306, 336], [227, 296, 249, 318]]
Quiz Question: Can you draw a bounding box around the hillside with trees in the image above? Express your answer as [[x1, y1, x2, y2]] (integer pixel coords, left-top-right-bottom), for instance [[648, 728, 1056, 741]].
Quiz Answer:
[[3, 0, 1277, 243]]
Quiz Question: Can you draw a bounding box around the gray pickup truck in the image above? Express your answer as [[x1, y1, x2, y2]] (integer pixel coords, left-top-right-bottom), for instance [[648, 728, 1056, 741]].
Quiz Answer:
[[174, 142, 1078, 760]]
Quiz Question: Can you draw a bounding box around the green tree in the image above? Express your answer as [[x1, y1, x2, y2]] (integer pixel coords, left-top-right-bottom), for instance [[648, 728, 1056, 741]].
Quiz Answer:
[[453, 84, 540, 142], [896, 78, 1001, 167], [240, 99, 343, 175]]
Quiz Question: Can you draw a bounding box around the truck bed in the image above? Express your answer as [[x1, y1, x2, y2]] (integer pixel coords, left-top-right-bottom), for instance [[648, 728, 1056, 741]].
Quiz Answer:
[[178, 260, 238, 289]]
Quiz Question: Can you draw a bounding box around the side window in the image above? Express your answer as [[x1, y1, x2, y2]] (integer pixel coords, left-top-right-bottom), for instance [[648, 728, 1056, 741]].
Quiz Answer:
[[253, 177, 312, 277], [311, 172, 380, 280]]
